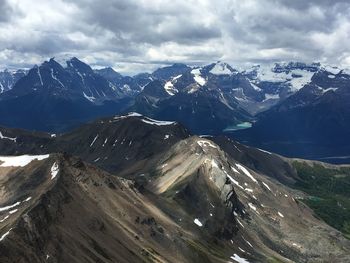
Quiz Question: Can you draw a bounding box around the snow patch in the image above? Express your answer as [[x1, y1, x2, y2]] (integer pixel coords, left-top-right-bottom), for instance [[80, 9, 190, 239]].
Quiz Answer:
[[197, 140, 217, 149], [141, 117, 176, 126], [292, 243, 302, 249], [83, 92, 96, 102], [242, 236, 253, 248], [37, 67, 43, 86], [50, 162, 59, 180], [211, 159, 219, 168], [254, 65, 314, 91], [113, 112, 143, 120], [262, 182, 272, 192], [230, 254, 250, 263], [194, 218, 203, 227], [0, 215, 9, 223], [321, 87, 338, 93], [235, 164, 257, 183], [24, 197, 32, 202], [226, 174, 244, 190], [322, 65, 341, 75], [0, 228, 12, 242], [231, 166, 239, 173], [90, 135, 99, 147], [257, 148, 272, 154], [0, 201, 21, 212], [263, 93, 280, 101], [0, 131, 17, 142], [0, 155, 49, 167], [238, 247, 245, 253], [191, 68, 206, 86], [250, 82, 262, 91], [248, 203, 257, 211], [237, 218, 244, 228], [50, 69, 65, 88], [164, 76, 180, 96]]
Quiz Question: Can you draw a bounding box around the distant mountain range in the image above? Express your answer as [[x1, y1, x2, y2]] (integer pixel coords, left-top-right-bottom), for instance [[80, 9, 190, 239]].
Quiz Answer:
[[233, 67, 350, 163], [1, 58, 350, 162], [0, 58, 134, 131], [0, 113, 349, 262]]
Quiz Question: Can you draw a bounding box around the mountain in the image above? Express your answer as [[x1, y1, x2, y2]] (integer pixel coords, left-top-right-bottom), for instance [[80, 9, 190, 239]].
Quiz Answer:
[[1, 58, 350, 144], [152, 63, 191, 80], [128, 61, 332, 134], [94, 63, 191, 97], [130, 65, 253, 134], [233, 68, 350, 163], [0, 58, 133, 132], [1, 115, 350, 262], [2, 57, 125, 102], [0, 112, 190, 172], [95, 67, 150, 96], [0, 69, 26, 93], [1, 153, 230, 263]]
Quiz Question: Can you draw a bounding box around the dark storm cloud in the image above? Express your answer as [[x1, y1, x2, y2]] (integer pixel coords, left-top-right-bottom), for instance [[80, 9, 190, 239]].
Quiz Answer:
[[1, 0, 350, 73]]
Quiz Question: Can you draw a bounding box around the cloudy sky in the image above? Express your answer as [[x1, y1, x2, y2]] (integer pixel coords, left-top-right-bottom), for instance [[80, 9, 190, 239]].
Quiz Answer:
[[1, 0, 350, 74]]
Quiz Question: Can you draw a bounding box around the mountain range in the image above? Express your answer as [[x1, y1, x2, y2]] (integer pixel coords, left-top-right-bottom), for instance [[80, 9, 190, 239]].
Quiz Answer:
[[233, 67, 350, 163], [1, 113, 350, 262], [0, 58, 350, 162]]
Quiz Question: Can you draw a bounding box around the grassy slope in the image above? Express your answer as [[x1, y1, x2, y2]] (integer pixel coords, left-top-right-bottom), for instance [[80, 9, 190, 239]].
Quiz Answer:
[[292, 161, 350, 239]]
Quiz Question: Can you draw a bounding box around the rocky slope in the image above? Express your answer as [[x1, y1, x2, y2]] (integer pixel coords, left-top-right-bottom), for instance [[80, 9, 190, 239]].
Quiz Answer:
[[1, 114, 350, 262]]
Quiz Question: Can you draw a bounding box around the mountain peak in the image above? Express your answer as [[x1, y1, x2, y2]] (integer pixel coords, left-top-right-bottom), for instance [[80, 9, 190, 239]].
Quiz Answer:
[[152, 63, 191, 80], [41, 57, 65, 70], [66, 57, 93, 74], [209, 61, 236, 75], [95, 67, 123, 79]]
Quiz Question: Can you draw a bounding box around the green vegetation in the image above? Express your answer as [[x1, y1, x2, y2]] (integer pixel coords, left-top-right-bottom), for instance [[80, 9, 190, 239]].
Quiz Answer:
[[292, 162, 350, 238]]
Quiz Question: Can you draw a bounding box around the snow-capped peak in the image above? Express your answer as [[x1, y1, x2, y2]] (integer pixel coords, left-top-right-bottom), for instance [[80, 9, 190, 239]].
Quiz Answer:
[[245, 63, 316, 92], [320, 64, 341, 75], [53, 54, 78, 68], [209, 61, 235, 75]]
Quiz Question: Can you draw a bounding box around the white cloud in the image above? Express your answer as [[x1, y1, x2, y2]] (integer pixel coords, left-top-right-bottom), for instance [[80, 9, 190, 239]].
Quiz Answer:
[[0, 0, 350, 74]]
